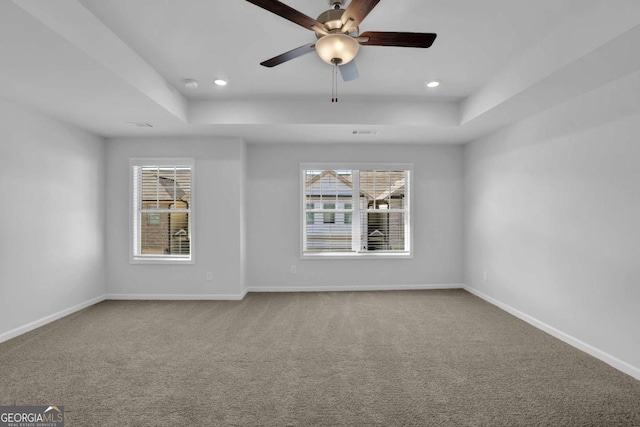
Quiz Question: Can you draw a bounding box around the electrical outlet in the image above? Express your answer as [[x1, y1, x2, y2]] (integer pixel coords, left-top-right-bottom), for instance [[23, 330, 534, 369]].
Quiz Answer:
[[483, 271, 488, 281], [206, 271, 213, 281], [290, 265, 297, 274]]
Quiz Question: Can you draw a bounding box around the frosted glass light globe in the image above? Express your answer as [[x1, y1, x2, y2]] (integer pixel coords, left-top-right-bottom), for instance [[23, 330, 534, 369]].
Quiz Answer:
[[315, 34, 360, 65]]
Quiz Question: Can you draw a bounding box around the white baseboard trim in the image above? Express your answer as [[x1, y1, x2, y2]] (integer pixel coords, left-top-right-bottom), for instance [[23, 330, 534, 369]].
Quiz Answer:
[[105, 292, 247, 301], [463, 285, 640, 381], [246, 284, 463, 293], [0, 295, 106, 344]]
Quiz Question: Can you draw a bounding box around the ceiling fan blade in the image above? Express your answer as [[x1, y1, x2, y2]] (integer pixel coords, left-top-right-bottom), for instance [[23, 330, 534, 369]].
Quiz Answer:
[[260, 43, 316, 67], [359, 31, 437, 48], [246, 0, 325, 33], [341, 0, 380, 27], [339, 60, 359, 82]]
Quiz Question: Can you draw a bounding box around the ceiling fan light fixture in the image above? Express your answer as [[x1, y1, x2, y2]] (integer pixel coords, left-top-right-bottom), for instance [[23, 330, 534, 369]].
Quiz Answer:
[[315, 33, 360, 65]]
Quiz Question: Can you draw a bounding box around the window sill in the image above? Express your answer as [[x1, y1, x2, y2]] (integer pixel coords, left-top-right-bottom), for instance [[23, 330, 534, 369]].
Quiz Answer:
[[301, 252, 412, 260], [130, 257, 194, 265]]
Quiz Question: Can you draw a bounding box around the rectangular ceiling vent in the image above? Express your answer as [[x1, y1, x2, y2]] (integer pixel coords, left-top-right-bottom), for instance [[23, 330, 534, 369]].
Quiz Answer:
[[126, 122, 154, 128], [352, 130, 380, 135]]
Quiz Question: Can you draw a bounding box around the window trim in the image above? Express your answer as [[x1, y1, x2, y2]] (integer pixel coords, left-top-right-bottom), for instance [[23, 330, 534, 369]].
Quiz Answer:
[[130, 158, 195, 265], [300, 163, 413, 259]]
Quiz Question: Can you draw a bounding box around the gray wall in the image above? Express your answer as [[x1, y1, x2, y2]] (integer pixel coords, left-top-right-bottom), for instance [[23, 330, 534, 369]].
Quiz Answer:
[[0, 99, 106, 339], [246, 143, 464, 289], [104, 141, 463, 294], [463, 73, 640, 372], [105, 137, 246, 298]]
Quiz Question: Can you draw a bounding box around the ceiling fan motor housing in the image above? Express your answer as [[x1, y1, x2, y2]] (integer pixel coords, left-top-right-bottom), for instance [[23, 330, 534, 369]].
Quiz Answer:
[[316, 8, 358, 37]]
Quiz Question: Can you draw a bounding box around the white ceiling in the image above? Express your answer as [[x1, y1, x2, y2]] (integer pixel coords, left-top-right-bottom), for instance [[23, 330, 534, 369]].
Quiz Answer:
[[1, 0, 639, 143]]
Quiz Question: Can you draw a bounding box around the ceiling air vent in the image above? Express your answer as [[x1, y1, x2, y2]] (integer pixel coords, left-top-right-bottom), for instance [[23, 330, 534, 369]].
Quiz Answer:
[[352, 130, 380, 135], [126, 122, 153, 128]]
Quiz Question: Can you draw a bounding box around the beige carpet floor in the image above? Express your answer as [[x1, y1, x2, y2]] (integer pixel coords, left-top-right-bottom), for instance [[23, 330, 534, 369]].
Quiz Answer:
[[1, 289, 639, 426]]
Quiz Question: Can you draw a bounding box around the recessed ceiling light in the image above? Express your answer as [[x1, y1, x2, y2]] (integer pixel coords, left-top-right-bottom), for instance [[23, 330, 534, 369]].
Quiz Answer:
[[214, 78, 228, 86], [184, 79, 199, 89], [425, 80, 440, 88]]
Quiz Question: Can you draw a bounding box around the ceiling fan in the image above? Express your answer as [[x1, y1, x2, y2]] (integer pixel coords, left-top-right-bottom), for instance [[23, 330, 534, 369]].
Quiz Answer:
[[245, 0, 437, 84]]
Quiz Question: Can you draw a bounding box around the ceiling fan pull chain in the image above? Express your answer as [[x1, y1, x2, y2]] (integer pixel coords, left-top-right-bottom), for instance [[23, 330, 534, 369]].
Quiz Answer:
[[333, 62, 338, 102], [336, 63, 339, 102], [331, 63, 335, 102], [332, 62, 338, 102]]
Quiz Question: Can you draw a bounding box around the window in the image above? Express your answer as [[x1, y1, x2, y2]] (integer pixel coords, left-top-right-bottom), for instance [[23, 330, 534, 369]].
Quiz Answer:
[[301, 164, 411, 257], [131, 158, 193, 263]]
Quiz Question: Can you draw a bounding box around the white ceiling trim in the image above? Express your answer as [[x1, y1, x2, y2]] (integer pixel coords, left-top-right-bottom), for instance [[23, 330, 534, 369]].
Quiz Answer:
[[461, 24, 640, 133], [461, 3, 640, 126], [12, 0, 188, 123], [189, 99, 459, 127]]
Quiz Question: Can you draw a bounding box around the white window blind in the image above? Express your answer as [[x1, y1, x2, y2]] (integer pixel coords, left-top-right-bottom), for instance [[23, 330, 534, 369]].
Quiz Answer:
[[301, 165, 411, 257], [131, 159, 193, 263]]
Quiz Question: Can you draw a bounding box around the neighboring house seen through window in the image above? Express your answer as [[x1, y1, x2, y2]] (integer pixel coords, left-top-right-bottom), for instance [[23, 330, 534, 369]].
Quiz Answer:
[[131, 158, 194, 263], [301, 164, 412, 257]]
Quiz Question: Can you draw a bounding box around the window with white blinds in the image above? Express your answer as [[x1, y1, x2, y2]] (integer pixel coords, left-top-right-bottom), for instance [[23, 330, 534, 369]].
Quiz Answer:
[[301, 164, 412, 257], [131, 158, 194, 263]]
